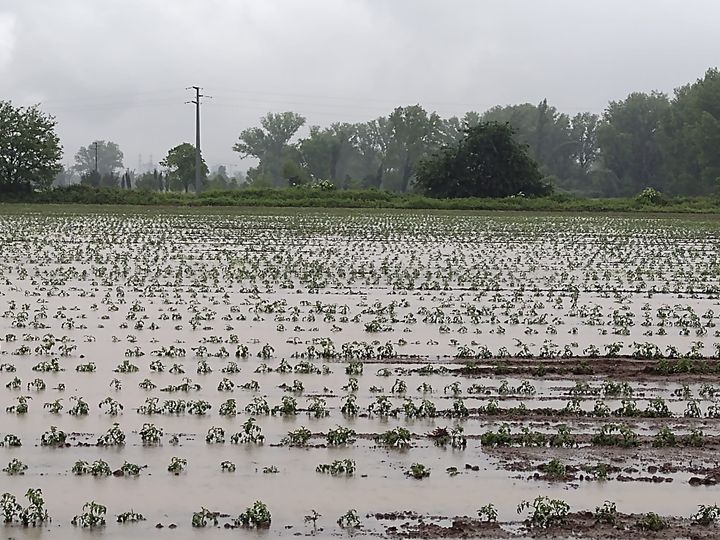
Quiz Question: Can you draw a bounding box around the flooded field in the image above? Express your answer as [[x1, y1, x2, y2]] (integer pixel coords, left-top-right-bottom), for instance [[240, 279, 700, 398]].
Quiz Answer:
[[2, 208, 720, 538]]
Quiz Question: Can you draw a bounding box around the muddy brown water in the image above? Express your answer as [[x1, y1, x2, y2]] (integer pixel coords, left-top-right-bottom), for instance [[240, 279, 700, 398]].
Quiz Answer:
[[1, 210, 720, 537]]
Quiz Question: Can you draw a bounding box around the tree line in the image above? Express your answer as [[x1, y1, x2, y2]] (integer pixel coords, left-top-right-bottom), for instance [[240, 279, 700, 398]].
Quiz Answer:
[[2, 67, 720, 197], [235, 68, 720, 197]]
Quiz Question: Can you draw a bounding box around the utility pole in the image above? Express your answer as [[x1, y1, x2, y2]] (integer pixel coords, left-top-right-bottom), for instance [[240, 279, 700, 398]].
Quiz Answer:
[[186, 86, 210, 193], [94, 142, 98, 174]]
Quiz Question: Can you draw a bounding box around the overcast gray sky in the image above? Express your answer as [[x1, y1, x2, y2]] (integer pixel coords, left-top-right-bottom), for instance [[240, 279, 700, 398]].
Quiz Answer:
[[1, 0, 718, 174]]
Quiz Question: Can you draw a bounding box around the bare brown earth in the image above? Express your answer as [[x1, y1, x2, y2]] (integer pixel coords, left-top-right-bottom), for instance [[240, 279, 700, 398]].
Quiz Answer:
[[379, 512, 720, 539]]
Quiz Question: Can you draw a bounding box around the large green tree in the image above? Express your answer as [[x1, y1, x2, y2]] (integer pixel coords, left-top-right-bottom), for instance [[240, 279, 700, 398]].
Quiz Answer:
[[233, 112, 305, 186], [481, 100, 578, 188], [416, 122, 552, 198], [74, 140, 124, 176], [160, 143, 208, 192], [596, 92, 670, 195], [353, 118, 393, 188], [660, 68, 720, 195], [0, 101, 62, 192], [386, 105, 444, 192]]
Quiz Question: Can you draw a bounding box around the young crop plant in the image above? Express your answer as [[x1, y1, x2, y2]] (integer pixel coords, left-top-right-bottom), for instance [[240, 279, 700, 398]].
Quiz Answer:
[[98, 396, 123, 415], [405, 463, 431, 479], [549, 425, 577, 448], [235, 501, 271, 528], [139, 423, 163, 444], [451, 398, 469, 416], [326, 426, 356, 446], [222, 360, 242, 373], [245, 396, 270, 415], [75, 362, 96, 372], [192, 507, 219, 527], [1, 493, 22, 523], [231, 418, 265, 444], [40, 426, 67, 447], [114, 359, 139, 373], [96, 423, 125, 446], [375, 427, 411, 449], [517, 496, 570, 528], [683, 428, 705, 447], [116, 510, 145, 523], [477, 504, 498, 522], [337, 509, 361, 529], [68, 396, 90, 416], [304, 509, 321, 529], [306, 396, 329, 418], [219, 398, 237, 416], [138, 378, 157, 390], [594, 501, 618, 525], [187, 399, 212, 415], [117, 461, 145, 476], [316, 459, 356, 476], [3, 459, 28, 475], [369, 395, 394, 417], [636, 512, 668, 532], [6, 395, 31, 414], [221, 461, 236, 472], [282, 427, 312, 446], [591, 424, 639, 447], [653, 426, 677, 447], [272, 395, 297, 415], [206, 426, 225, 444], [685, 400, 702, 418], [542, 459, 567, 480], [73, 460, 111, 477], [480, 424, 513, 447], [693, 504, 720, 526], [345, 361, 363, 375], [341, 394, 360, 416], [167, 456, 187, 475]]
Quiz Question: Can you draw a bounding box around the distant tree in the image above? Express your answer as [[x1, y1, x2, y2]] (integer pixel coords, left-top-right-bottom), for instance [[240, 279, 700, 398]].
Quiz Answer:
[[73, 140, 124, 176], [386, 105, 444, 192], [596, 92, 670, 195], [52, 165, 78, 187], [416, 122, 552, 198], [353, 118, 393, 188], [233, 112, 306, 186], [121, 170, 132, 189], [161, 143, 208, 192], [281, 160, 310, 186], [660, 68, 720, 195], [569, 112, 600, 176], [0, 101, 62, 193], [80, 171, 101, 187], [482, 100, 576, 188]]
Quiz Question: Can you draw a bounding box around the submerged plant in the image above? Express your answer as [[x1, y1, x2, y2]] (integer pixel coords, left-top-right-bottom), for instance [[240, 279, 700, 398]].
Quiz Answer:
[[71, 501, 107, 528], [235, 501, 271, 528]]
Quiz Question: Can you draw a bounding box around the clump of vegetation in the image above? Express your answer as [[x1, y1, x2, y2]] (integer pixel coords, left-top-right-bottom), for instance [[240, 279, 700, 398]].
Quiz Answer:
[[405, 463, 431, 479], [517, 496, 570, 528], [72, 501, 107, 528], [636, 512, 668, 532], [235, 501, 271, 528], [316, 459, 355, 476], [375, 427, 411, 448]]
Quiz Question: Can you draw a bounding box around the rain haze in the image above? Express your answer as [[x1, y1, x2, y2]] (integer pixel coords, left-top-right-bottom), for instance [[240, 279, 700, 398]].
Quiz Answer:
[[1, 0, 719, 173]]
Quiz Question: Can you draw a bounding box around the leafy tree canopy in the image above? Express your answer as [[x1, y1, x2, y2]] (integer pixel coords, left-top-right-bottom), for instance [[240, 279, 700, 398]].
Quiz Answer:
[[0, 101, 62, 192], [73, 140, 124, 176], [160, 143, 208, 193], [416, 122, 552, 198]]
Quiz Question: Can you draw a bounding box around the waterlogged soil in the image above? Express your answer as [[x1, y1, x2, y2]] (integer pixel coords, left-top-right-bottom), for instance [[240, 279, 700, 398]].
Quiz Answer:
[[382, 512, 720, 538], [1, 210, 720, 538]]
